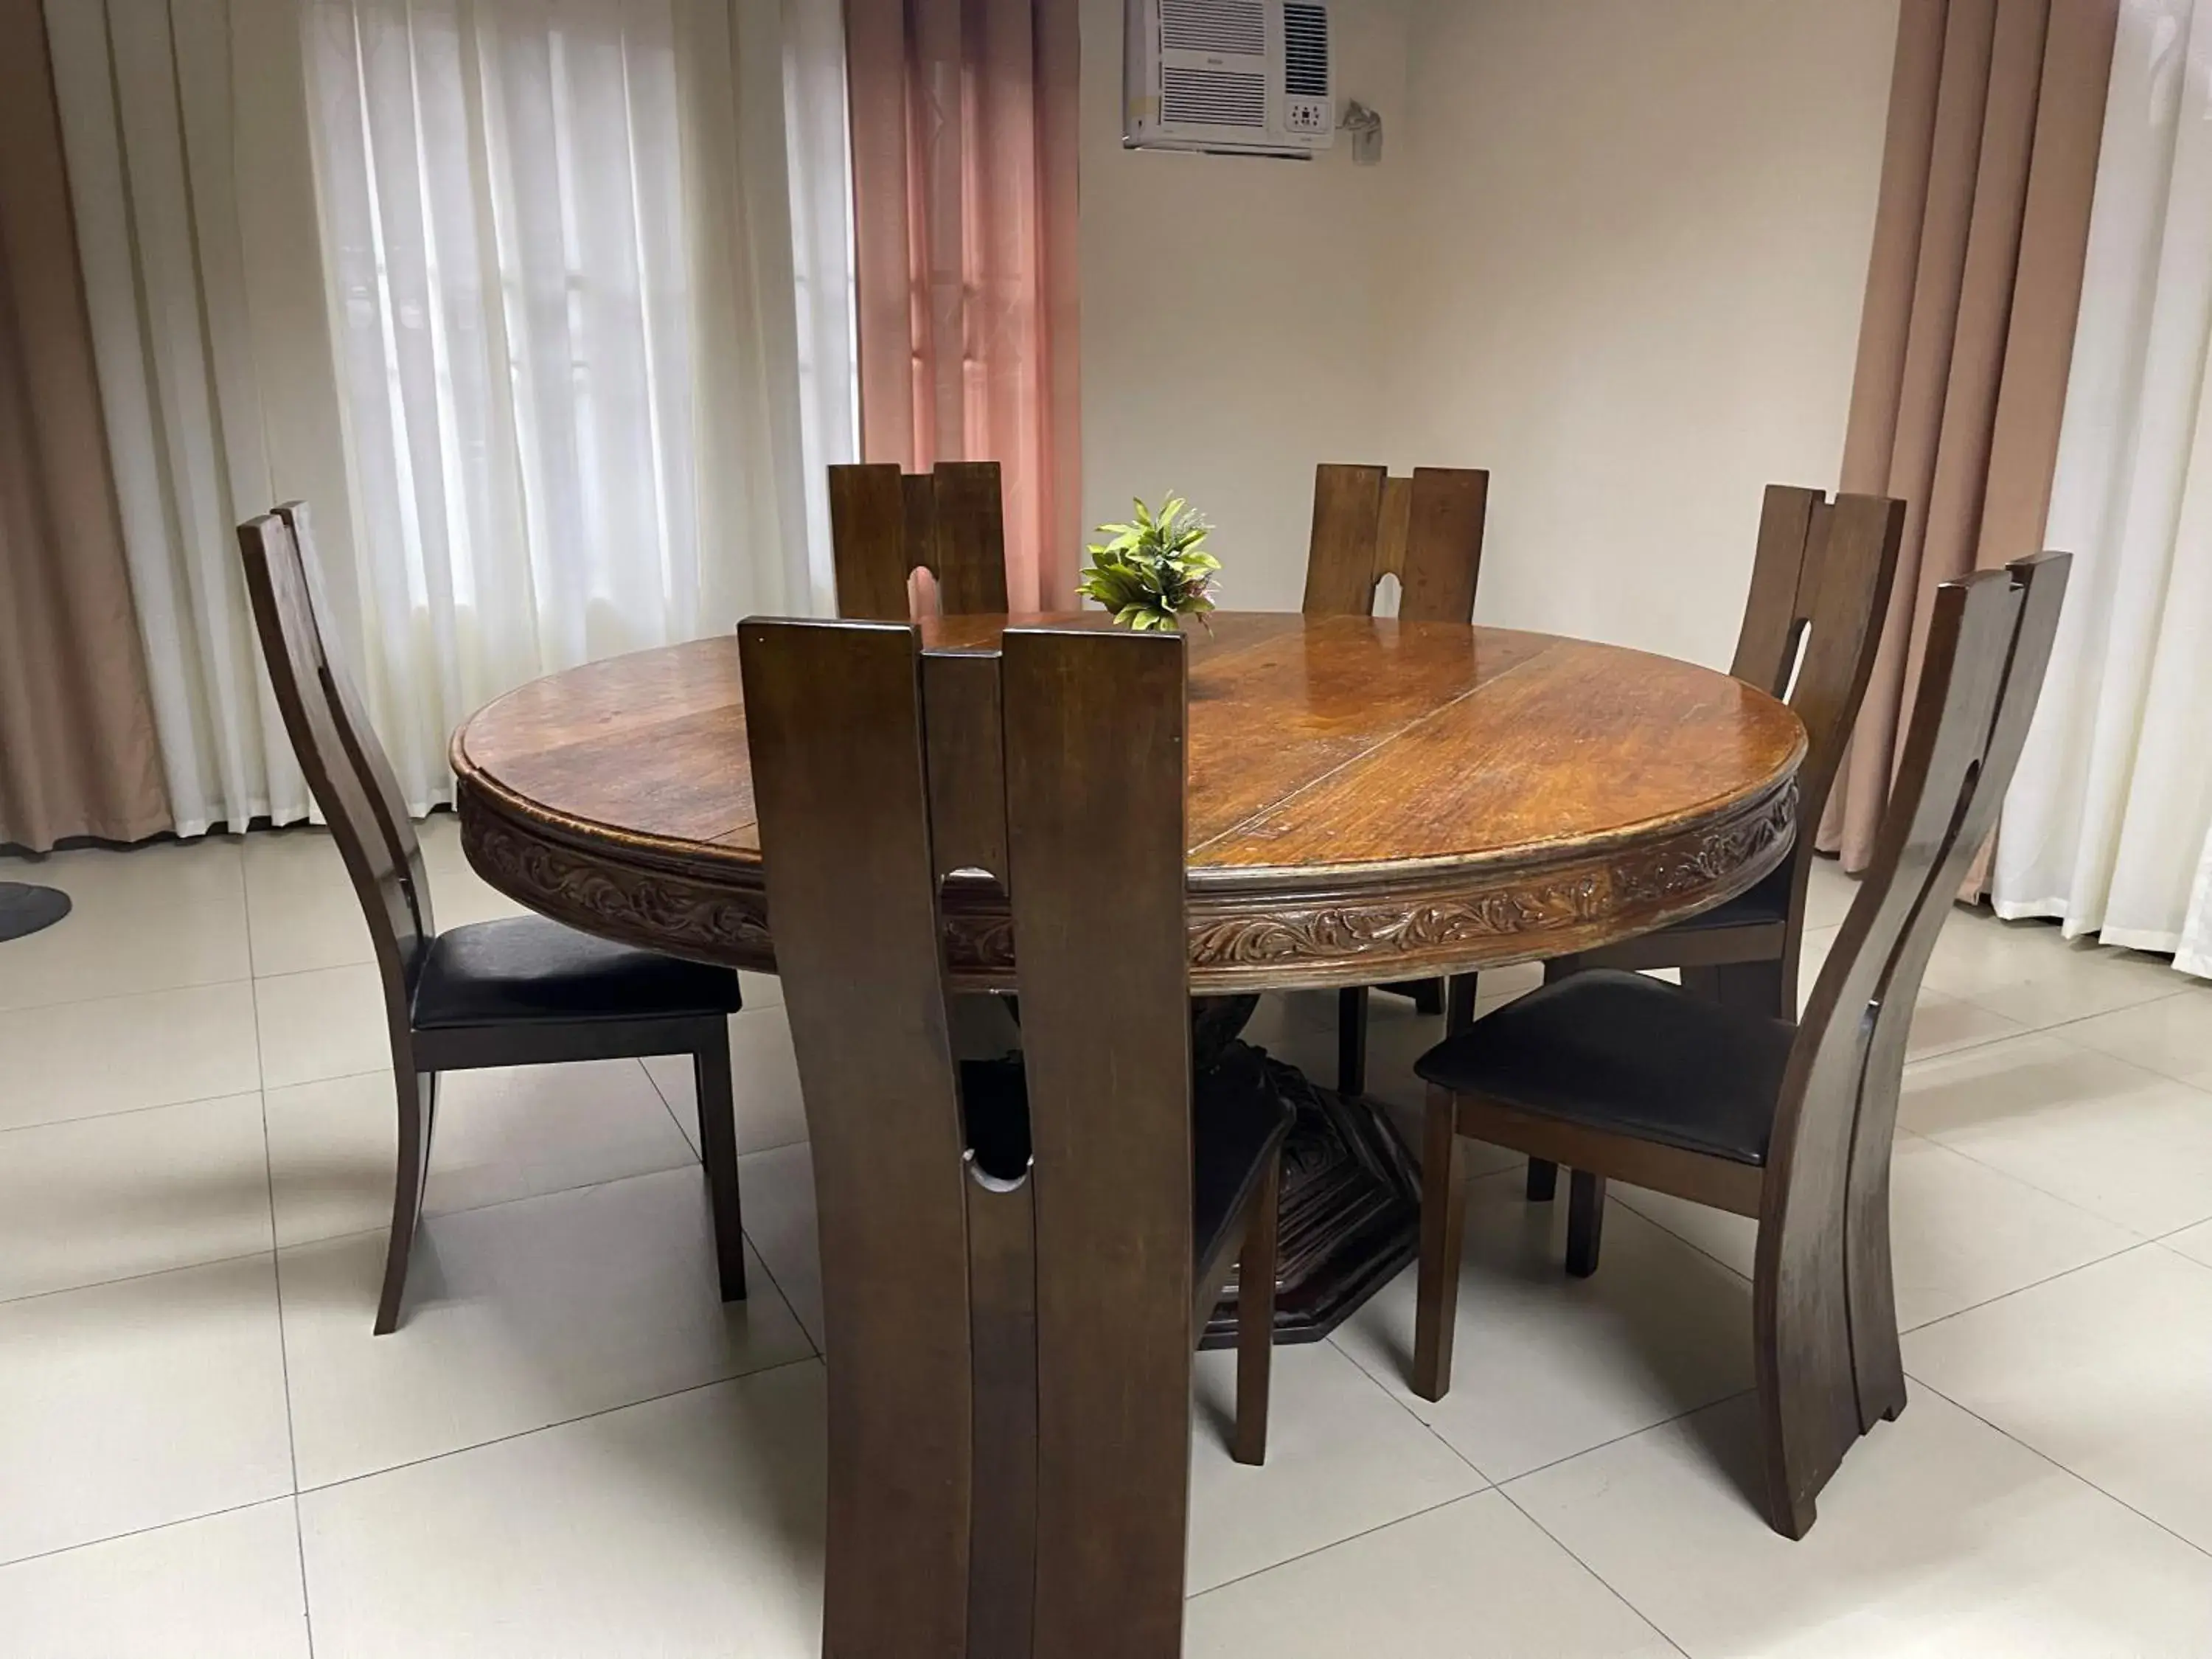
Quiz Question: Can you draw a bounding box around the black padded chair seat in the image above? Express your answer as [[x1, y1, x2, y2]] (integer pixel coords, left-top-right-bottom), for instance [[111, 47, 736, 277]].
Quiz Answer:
[[1673, 880, 1789, 933], [1414, 969, 1795, 1166], [412, 916, 743, 1029], [955, 1045, 1293, 1273]]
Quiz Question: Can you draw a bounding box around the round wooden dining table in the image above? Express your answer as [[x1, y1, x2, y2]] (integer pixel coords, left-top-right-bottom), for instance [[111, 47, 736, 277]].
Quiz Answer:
[[453, 611, 1806, 1339]]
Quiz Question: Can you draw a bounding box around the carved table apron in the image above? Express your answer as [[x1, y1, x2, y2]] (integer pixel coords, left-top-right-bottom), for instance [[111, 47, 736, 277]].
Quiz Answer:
[[453, 612, 1805, 1341]]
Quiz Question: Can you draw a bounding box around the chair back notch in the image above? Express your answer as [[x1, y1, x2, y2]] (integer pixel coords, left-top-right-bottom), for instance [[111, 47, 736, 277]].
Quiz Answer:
[[1759, 550, 2070, 1528], [830, 461, 1010, 620], [1302, 464, 1489, 622]]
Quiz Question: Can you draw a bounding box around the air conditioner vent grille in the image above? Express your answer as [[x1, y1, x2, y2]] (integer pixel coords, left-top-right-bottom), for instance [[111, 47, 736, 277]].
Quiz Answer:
[[1282, 2, 1328, 97], [1160, 0, 1267, 56], [1161, 65, 1267, 128]]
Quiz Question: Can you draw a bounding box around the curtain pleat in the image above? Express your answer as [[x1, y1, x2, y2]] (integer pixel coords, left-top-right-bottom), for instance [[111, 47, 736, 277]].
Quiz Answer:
[[44, 0, 349, 835], [1819, 0, 2119, 877], [42, 0, 852, 830], [1995, 0, 2212, 978], [847, 0, 1082, 611], [0, 0, 169, 851]]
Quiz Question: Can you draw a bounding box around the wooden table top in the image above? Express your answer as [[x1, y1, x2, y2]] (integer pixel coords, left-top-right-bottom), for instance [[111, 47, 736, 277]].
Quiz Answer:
[[453, 612, 1805, 990]]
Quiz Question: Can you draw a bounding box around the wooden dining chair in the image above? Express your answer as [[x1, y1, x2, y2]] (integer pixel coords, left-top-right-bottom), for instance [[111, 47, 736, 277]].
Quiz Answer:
[[742, 617, 1291, 1655], [1520, 486, 1906, 1203], [1301, 462, 1492, 1096], [829, 460, 1009, 619], [1408, 552, 2070, 1538], [238, 504, 748, 1335]]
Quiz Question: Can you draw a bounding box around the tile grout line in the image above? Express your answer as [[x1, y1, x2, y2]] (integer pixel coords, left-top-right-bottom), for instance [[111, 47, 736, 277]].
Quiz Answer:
[[0, 1492, 299, 1576], [0, 1144, 776, 1312], [291, 1351, 825, 1500], [1492, 1481, 1694, 1658], [1895, 1238, 2175, 1338], [242, 866, 318, 1659], [1324, 1332, 1495, 1486], [1904, 1371, 2212, 1567], [1182, 1489, 1484, 1603]]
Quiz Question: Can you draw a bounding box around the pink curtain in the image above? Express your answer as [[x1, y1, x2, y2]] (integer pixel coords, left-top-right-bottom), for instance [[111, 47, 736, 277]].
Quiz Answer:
[[0, 0, 169, 850], [1820, 0, 2118, 877], [846, 0, 1082, 612]]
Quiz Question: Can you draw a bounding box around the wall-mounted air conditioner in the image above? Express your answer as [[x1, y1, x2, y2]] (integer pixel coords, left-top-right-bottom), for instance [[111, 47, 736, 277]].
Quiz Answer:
[[1124, 0, 1333, 159]]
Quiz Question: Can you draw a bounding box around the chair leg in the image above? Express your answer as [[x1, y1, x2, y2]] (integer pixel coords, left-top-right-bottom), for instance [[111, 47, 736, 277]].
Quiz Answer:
[[1337, 985, 1369, 1096], [1753, 1229, 1863, 1540], [1444, 973, 1479, 1034], [1565, 1170, 1604, 1277], [1407, 978, 1445, 1016], [1412, 1085, 1469, 1402], [374, 1069, 438, 1336], [695, 1037, 748, 1302], [1231, 1153, 1281, 1467], [1526, 1159, 1559, 1201]]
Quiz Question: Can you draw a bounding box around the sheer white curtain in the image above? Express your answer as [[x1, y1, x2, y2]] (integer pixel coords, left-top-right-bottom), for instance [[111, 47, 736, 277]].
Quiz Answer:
[[43, 0, 349, 835], [306, 0, 853, 811], [46, 0, 853, 830], [1994, 0, 2212, 979]]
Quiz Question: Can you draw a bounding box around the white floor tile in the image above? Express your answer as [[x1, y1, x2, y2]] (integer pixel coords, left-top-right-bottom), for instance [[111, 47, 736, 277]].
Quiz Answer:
[[737, 1142, 823, 1349], [0, 1500, 309, 1658], [2063, 987, 2212, 1088], [242, 827, 372, 978], [1900, 1033, 2212, 1235], [0, 981, 261, 1131], [1186, 1491, 1674, 1659], [1333, 1170, 1753, 1481], [1510, 1388, 2212, 1658], [1903, 1245, 2212, 1553], [0, 1093, 273, 1301], [1187, 1339, 1485, 1593], [644, 1004, 810, 1155], [264, 1060, 697, 1248], [1803, 857, 1860, 931], [280, 1166, 811, 1488], [253, 965, 391, 1090], [1922, 909, 2179, 1029], [2166, 1217, 2212, 1268], [299, 1363, 825, 1659], [1901, 987, 2027, 1060], [1800, 932, 2025, 1060], [1615, 1133, 2141, 1330], [0, 1256, 292, 1564], [0, 838, 248, 1012]]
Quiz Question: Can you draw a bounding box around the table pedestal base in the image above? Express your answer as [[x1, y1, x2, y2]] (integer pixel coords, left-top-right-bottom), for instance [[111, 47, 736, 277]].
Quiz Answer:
[[1194, 999, 1420, 1349]]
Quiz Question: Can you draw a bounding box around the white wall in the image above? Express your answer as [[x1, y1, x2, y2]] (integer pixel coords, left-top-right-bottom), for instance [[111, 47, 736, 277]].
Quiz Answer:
[[1077, 0, 1899, 658], [1078, 0, 1411, 611], [1385, 0, 1899, 666]]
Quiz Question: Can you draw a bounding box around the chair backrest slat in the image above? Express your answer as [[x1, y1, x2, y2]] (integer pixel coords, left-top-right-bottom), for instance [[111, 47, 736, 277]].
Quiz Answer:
[[1302, 463, 1489, 622], [273, 501, 433, 937], [237, 513, 425, 1027], [1002, 626, 1193, 1652], [742, 616, 1198, 1655], [739, 617, 976, 1655], [1758, 551, 2070, 1521], [830, 461, 1011, 620], [1773, 492, 1905, 831]]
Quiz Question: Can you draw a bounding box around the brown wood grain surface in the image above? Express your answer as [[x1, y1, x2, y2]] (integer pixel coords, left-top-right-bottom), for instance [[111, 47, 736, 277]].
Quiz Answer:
[[453, 613, 1806, 990]]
